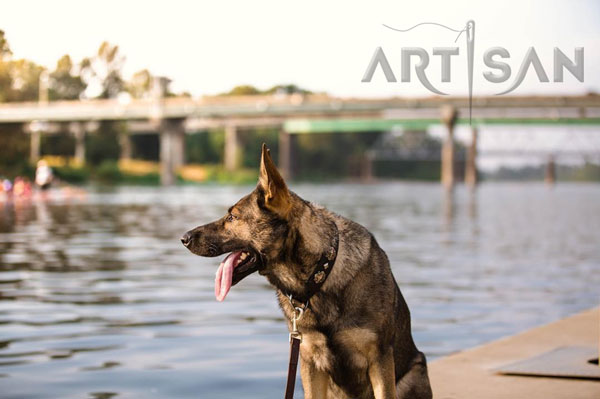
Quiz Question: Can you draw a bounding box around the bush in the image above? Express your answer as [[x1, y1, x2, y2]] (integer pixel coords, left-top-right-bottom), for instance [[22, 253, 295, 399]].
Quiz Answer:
[[121, 172, 160, 185], [202, 165, 257, 184], [95, 160, 122, 183], [53, 165, 90, 184]]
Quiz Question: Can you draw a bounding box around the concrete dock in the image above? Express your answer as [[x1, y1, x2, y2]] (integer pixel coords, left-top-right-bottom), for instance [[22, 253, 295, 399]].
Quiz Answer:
[[429, 307, 600, 399]]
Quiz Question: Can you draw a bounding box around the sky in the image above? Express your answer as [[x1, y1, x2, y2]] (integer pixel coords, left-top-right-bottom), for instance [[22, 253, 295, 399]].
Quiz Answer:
[[1, 0, 599, 98]]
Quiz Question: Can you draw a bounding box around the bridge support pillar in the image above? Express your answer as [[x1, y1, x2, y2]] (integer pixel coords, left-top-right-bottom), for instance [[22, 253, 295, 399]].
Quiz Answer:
[[361, 150, 375, 182], [160, 118, 185, 186], [279, 130, 295, 180], [119, 133, 132, 161], [441, 106, 458, 189], [465, 126, 478, 188], [224, 124, 241, 172], [72, 122, 86, 165], [171, 125, 185, 171], [30, 130, 41, 164], [545, 154, 556, 185]]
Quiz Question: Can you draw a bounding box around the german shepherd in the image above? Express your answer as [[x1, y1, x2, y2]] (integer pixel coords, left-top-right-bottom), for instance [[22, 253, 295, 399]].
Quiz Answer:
[[181, 144, 432, 399]]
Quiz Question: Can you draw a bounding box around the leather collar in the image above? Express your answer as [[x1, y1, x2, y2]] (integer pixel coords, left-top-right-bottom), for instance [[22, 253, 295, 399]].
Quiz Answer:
[[288, 225, 339, 307]]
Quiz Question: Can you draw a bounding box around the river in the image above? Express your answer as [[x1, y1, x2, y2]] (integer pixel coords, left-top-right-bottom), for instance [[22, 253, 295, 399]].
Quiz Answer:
[[1, 182, 599, 398]]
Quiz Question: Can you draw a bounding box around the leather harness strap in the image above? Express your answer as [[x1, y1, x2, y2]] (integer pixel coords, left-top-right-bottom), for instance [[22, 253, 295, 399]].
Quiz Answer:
[[283, 226, 339, 399]]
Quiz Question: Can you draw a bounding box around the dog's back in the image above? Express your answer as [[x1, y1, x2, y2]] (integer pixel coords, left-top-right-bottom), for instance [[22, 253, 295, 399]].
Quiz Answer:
[[289, 207, 432, 398]]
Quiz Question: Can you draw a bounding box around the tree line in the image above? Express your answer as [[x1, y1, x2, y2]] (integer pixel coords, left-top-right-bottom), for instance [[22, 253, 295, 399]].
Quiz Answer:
[[0, 30, 182, 103], [0, 29, 447, 183]]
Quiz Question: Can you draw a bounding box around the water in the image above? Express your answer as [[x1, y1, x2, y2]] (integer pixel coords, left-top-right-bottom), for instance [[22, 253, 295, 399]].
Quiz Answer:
[[1, 182, 599, 398]]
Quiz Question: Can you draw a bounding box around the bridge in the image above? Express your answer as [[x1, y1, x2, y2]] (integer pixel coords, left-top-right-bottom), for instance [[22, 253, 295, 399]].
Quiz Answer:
[[1, 85, 599, 186]]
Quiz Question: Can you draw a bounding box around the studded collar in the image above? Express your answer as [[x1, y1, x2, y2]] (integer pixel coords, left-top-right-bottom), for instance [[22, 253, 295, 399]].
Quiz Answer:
[[288, 224, 339, 308]]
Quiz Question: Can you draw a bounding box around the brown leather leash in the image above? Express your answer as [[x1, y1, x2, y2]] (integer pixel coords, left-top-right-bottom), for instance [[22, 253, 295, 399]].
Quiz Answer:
[[284, 309, 303, 399], [285, 337, 301, 399], [283, 228, 339, 399]]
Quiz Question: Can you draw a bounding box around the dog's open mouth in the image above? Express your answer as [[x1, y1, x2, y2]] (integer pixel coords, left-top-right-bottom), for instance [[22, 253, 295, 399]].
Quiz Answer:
[[214, 250, 261, 301]]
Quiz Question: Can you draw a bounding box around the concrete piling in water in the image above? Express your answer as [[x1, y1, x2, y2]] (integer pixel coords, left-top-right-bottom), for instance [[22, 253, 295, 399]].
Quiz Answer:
[[465, 126, 478, 188], [119, 132, 132, 161], [149, 76, 187, 186], [160, 118, 185, 186], [29, 128, 41, 164], [224, 124, 241, 172], [171, 122, 185, 172], [545, 154, 556, 185], [362, 150, 374, 182], [71, 122, 86, 165], [441, 105, 458, 190], [278, 130, 294, 180], [29, 71, 50, 165]]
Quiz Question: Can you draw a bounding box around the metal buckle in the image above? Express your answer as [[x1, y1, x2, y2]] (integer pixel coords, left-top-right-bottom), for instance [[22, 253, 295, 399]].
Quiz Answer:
[[287, 295, 304, 343], [289, 331, 303, 343]]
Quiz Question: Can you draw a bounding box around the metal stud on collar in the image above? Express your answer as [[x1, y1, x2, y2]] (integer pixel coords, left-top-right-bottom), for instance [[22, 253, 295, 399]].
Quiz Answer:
[[327, 246, 336, 261], [313, 271, 326, 284]]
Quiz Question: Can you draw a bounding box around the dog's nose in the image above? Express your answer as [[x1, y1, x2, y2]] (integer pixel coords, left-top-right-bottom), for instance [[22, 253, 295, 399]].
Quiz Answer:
[[180, 232, 193, 247]]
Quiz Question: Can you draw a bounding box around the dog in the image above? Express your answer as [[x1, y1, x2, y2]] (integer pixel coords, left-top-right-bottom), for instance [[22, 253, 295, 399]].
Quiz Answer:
[[181, 144, 432, 399]]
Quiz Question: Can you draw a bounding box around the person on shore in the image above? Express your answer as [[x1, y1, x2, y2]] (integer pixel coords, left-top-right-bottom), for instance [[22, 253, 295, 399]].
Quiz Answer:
[[13, 177, 32, 198], [35, 160, 54, 191], [0, 177, 13, 201]]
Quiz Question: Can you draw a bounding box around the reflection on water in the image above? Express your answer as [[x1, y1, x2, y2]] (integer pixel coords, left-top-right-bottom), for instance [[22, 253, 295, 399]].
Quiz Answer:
[[1, 183, 599, 398]]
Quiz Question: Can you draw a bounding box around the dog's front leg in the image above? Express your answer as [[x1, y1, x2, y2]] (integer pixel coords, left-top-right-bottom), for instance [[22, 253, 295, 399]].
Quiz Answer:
[[368, 346, 396, 399], [300, 359, 329, 399]]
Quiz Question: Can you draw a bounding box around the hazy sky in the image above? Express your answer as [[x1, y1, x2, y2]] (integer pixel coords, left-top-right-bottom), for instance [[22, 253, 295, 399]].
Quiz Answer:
[[2, 0, 599, 98]]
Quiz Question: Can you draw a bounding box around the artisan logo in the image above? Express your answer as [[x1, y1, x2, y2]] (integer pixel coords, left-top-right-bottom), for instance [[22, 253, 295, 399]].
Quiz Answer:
[[362, 20, 585, 119]]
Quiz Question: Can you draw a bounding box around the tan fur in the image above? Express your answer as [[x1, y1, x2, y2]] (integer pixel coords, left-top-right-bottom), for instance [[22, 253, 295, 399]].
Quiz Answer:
[[336, 328, 378, 369], [300, 351, 330, 399], [301, 331, 333, 372], [259, 143, 292, 217], [368, 347, 396, 399]]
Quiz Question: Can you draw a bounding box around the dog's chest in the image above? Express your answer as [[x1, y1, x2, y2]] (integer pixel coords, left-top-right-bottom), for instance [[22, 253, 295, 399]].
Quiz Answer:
[[300, 327, 377, 372], [299, 327, 376, 396], [299, 330, 335, 371]]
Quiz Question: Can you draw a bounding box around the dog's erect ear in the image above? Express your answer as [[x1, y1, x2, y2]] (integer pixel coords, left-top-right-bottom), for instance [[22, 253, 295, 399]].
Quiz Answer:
[[258, 143, 291, 216]]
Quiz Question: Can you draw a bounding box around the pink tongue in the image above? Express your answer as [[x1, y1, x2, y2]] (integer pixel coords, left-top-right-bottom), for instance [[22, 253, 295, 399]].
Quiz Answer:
[[214, 251, 242, 302]]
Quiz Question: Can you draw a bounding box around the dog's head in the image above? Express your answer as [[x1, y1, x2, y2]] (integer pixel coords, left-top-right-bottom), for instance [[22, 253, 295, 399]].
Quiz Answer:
[[181, 144, 295, 301]]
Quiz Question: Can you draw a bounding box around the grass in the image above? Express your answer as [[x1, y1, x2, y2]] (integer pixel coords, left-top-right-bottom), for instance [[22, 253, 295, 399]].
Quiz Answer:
[[35, 156, 257, 185]]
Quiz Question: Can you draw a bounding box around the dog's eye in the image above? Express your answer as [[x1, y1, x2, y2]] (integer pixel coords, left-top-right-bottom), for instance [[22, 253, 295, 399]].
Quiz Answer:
[[226, 214, 237, 222]]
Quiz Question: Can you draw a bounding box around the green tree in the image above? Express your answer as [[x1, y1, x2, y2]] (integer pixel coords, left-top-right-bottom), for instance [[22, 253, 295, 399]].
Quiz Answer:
[[0, 30, 43, 103], [0, 30, 11, 58], [86, 120, 125, 165], [185, 130, 224, 164], [6, 58, 44, 102], [127, 69, 152, 99], [0, 61, 12, 103], [80, 41, 125, 99], [264, 84, 312, 95], [78, 42, 127, 165], [221, 84, 261, 96], [49, 55, 86, 101], [0, 32, 28, 177], [220, 83, 312, 96], [0, 30, 12, 102]]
